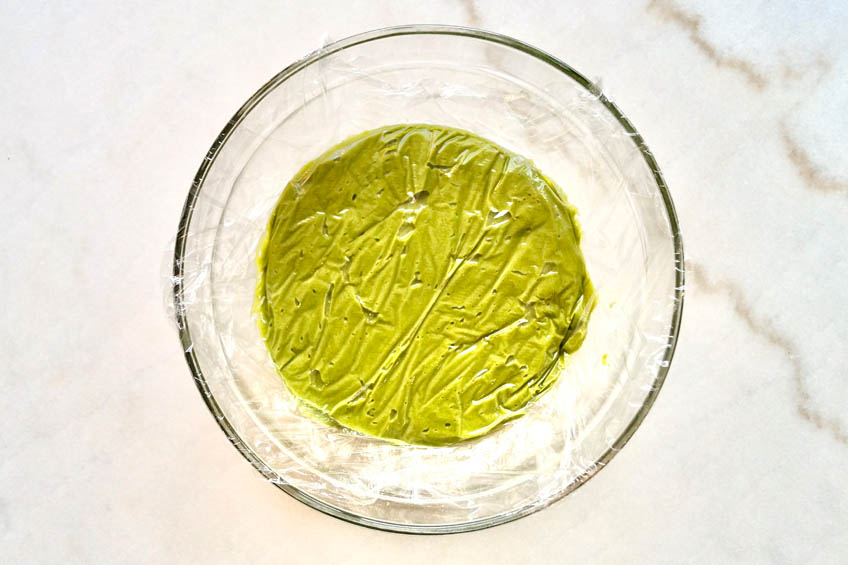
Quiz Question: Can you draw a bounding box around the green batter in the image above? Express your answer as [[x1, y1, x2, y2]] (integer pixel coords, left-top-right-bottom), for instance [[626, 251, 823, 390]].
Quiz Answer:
[[256, 124, 595, 445]]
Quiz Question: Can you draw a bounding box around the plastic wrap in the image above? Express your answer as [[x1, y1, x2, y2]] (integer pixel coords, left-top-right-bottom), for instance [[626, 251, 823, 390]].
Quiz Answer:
[[168, 26, 684, 533]]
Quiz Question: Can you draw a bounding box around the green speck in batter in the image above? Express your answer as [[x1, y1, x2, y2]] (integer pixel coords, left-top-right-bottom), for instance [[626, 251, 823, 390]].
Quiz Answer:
[[255, 124, 595, 445]]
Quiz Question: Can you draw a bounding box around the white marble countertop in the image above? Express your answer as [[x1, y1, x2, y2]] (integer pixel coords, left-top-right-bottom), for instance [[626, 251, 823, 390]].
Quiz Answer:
[[2, 1, 846, 563]]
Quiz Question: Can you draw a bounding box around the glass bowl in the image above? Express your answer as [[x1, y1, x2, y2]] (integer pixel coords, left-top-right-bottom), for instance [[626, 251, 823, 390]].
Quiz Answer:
[[172, 25, 684, 534]]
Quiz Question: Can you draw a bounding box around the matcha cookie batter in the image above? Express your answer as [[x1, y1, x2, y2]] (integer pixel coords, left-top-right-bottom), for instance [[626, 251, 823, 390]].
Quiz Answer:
[[256, 124, 594, 445]]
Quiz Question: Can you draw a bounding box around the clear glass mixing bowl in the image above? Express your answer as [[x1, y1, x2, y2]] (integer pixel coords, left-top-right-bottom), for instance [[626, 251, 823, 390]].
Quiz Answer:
[[172, 25, 684, 533]]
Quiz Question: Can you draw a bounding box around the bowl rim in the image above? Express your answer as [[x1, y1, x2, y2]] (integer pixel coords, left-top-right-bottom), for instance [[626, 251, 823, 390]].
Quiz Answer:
[[172, 24, 685, 535]]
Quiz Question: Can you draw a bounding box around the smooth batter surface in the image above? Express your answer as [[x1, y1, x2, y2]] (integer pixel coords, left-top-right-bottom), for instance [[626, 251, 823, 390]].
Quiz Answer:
[[256, 124, 595, 445]]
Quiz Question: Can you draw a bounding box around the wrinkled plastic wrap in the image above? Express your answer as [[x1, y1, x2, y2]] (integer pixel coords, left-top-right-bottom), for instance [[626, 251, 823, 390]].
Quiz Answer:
[[169, 27, 684, 532]]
